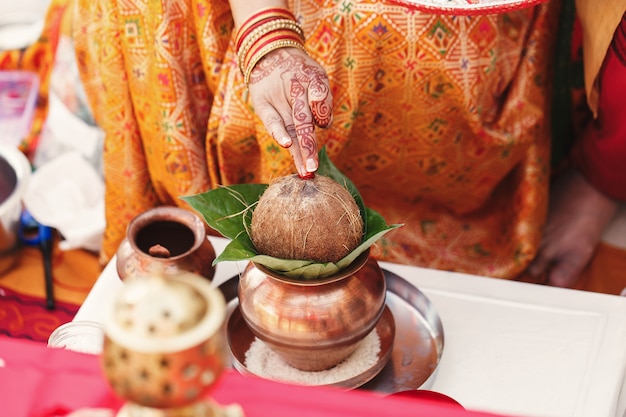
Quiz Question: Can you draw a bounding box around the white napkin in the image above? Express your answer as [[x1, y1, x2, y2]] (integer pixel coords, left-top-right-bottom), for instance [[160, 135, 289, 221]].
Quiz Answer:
[[23, 151, 104, 252]]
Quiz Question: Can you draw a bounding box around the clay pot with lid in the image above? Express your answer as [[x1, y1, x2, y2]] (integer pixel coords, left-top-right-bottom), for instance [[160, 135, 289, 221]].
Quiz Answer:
[[237, 249, 386, 372], [116, 206, 216, 281]]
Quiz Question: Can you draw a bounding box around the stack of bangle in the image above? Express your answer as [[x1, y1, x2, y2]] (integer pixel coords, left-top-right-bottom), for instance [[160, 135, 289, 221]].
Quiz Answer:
[[234, 7, 306, 87]]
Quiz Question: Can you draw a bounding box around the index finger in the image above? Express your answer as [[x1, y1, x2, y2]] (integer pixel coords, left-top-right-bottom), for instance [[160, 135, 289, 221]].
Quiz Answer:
[[291, 80, 318, 174], [308, 72, 333, 128]]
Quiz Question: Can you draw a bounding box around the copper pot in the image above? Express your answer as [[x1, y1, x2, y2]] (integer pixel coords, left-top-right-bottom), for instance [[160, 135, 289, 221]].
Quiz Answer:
[[116, 206, 216, 281], [238, 250, 386, 371]]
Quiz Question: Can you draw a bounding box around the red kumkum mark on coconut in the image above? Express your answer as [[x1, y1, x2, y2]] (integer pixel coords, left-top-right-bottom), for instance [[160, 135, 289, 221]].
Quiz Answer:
[[299, 172, 315, 180]]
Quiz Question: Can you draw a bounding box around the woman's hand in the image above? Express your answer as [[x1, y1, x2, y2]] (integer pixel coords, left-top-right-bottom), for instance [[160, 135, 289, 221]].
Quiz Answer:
[[248, 47, 333, 177]]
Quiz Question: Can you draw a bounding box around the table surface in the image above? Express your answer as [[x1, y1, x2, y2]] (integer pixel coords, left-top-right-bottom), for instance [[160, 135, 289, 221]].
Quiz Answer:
[[75, 237, 626, 417]]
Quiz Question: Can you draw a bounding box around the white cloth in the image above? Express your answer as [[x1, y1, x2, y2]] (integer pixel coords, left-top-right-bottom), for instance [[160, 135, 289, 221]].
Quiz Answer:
[[23, 151, 105, 252]]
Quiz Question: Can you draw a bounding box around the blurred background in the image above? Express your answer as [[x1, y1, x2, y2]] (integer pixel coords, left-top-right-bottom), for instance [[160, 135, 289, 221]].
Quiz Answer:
[[0, 0, 103, 343]]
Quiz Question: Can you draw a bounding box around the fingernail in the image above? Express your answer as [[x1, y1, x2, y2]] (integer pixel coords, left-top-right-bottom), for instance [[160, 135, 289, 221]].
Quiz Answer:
[[306, 158, 317, 172], [279, 136, 292, 147]]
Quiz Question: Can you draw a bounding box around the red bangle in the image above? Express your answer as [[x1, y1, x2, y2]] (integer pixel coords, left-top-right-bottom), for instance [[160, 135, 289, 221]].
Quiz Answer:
[[237, 20, 304, 73], [235, 7, 297, 50], [241, 31, 303, 73]]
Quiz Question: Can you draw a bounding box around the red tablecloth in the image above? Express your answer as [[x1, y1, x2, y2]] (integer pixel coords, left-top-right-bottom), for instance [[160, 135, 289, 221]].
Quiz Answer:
[[0, 335, 506, 417]]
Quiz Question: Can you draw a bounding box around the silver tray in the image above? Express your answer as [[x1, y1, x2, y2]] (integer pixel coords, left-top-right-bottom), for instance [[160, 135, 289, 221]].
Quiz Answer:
[[217, 269, 444, 394]]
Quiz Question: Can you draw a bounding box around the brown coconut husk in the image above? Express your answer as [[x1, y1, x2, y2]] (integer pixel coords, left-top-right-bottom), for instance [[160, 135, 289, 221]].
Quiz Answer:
[[250, 174, 364, 263]]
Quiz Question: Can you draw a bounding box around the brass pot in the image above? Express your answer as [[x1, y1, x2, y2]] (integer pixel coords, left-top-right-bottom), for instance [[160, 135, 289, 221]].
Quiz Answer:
[[238, 250, 386, 372], [116, 206, 216, 281], [101, 271, 228, 410]]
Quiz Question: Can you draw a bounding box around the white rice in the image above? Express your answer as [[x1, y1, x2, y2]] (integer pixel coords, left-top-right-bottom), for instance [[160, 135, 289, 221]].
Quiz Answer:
[[245, 330, 381, 386]]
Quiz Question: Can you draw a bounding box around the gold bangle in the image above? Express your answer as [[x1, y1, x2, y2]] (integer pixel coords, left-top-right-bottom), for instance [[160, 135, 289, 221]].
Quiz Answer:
[[244, 40, 307, 87], [238, 19, 303, 57], [237, 19, 304, 74], [240, 30, 304, 74], [235, 7, 297, 49]]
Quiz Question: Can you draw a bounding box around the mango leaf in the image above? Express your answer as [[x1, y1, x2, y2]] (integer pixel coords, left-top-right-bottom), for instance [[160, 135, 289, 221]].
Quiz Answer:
[[181, 147, 403, 279], [181, 183, 266, 241]]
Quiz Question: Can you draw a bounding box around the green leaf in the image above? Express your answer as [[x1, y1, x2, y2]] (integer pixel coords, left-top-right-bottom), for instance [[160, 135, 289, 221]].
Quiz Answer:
[[180, 146, 403, 280], [213, 234, 258, 263], [181, 184, 266, 240]]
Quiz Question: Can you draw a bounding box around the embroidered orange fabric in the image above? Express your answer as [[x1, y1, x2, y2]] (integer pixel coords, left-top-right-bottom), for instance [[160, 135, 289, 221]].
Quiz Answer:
[[74, 0, 560, 279]]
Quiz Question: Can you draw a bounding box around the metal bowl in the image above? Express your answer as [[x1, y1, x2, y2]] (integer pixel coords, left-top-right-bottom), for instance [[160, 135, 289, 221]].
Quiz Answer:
[[0, 143, 30, 274]]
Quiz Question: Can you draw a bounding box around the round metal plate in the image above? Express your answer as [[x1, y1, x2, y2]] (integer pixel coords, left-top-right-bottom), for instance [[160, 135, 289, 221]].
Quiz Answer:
[[219, 269, 444, 393]]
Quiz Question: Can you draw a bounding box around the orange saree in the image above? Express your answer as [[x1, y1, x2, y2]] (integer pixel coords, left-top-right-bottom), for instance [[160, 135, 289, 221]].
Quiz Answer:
[[74, 0, 560, 279]]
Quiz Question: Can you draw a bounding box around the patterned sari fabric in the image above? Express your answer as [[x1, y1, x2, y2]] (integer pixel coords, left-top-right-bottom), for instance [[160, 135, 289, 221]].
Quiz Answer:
[[74, 0, 560, 279]]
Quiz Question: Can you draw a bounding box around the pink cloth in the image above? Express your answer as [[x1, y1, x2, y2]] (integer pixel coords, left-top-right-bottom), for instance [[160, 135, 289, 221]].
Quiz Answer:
[[0, 335, 506, 417]]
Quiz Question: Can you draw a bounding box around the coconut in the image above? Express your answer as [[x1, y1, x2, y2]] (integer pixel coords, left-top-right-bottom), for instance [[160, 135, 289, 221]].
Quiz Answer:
[[250, 174, 364, 263]]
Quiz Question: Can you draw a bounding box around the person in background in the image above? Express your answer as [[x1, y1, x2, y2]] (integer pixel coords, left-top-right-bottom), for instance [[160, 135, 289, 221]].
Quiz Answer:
[[72, 0, 626, 292], [528, 3, 626, 289]]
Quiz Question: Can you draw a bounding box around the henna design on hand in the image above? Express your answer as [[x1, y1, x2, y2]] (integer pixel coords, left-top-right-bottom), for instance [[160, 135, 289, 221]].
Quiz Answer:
[[305, 69, 332, 128], [285, 123, 297, 143], [249, 49, 332, 170], [289, 77, 316, 162], [295, 122, 316, 162], [250, 50, 332, 129]]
